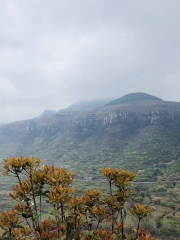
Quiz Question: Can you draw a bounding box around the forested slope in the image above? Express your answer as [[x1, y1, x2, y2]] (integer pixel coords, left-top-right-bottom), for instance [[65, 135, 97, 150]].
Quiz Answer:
[[0, 100, 180, 181]]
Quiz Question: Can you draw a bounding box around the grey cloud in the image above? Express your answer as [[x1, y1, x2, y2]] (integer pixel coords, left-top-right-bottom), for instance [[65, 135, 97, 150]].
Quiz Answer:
[[0, 0, 180, 122]]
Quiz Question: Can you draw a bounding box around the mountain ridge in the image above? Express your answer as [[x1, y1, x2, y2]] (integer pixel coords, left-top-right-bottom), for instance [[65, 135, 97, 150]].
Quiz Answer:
[[106, 92, 162, 105], [59, 99, 112, 112], [38, 110, 57, 117], [2, 100, 180, 132], [38, 99, 112, 118], [1, 95, 180, 238], [1, 99, 180, 179]]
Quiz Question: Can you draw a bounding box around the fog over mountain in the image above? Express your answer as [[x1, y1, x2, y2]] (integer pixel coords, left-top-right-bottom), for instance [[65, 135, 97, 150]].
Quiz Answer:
[[58, 99, 112, 112], [0, 0, 180, 122]]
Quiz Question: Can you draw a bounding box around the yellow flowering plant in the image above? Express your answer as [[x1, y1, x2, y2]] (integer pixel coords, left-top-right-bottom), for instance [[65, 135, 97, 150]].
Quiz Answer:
[[0, 157, 155, 240]]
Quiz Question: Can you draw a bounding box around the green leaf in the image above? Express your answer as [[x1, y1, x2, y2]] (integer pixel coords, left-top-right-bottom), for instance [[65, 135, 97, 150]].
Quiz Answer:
[[88, 230, 93, 236], [2, 232, 15, 240], [33, 214, 39, 221], [14, 225, 25, 229], [17, 221, 24, 225], [67, 229, 76, 240], [36, 190, 43, 196], [122, 209, 126, 216], [23, 197, 31, 202], [49, 209, 61, 217], [65, 218, 73, 223], [21, 212, 31, 219], [9, 237, 15, 240], [59, 236, 65, 240], [2, 232, 10, 238], [45, 190, 50, 194], [41, 192, 49, 198]]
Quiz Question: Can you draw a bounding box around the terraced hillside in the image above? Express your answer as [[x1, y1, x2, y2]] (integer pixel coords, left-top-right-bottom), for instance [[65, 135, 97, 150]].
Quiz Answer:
[[0, 99, 180, 182], [1, 98, 180, 238]]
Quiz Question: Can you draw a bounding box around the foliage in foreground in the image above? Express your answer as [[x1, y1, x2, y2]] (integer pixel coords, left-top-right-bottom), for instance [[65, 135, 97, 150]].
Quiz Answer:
[[0, 156, 155, 240]]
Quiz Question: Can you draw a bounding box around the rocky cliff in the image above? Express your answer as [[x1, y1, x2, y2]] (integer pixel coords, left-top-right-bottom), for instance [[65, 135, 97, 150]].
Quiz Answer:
[[1, 100, 180, 180], [1, 100, 180, 134]]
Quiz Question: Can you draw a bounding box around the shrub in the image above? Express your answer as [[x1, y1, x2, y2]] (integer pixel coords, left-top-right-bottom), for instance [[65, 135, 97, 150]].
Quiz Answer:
[[0, 156, 155, 240], [166, 202, 175, 209]]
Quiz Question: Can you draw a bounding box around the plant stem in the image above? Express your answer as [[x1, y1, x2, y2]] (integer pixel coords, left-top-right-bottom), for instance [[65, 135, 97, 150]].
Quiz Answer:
[[30, 171, 39, 231], [111, 208, 114, 233], [135, 218, 141, 240], [96, 220, 100, 230], [16, 172, 36, 235], [109, 181, 112, 195], [40, 190, 42, 224]]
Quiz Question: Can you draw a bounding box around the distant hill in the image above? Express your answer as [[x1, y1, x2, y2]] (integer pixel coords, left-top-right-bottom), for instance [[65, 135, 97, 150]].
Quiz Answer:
[[59, 99, 112, 112], [38, 100, 112, 118], [38, 110, 57, 117], [106, 92, 162, 105], [0, 123, 5, 126]]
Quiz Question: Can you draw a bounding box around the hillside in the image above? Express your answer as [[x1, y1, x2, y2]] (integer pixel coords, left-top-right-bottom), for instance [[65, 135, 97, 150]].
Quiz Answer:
[[106, 92, 162, 105], [1, 99, 180, 237], [0, 99, 180, 181]]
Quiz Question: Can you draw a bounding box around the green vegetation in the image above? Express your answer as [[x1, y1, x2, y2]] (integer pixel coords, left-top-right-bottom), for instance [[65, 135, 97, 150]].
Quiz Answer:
[[1, 98, 180, 238], [78, 180, 180, 239], [0, 157, 154, 240], [106, 92, 162, 105]]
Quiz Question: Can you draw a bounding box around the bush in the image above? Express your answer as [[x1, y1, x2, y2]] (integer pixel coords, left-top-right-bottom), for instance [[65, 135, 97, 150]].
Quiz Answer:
[[0, 156, 155, 240], [166, 202, 175, 209]]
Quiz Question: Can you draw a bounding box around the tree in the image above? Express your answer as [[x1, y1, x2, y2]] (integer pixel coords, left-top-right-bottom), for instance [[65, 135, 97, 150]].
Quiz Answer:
[[0, 156, 155, 240], [143, 197, 150, 205]]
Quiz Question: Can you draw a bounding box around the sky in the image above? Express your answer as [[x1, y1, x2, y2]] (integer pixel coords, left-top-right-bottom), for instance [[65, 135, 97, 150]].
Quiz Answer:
[[0, 0, 180, 123]]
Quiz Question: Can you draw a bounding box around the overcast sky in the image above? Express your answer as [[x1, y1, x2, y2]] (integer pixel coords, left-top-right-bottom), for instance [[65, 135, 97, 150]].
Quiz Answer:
[[0, 0, 180, 122]]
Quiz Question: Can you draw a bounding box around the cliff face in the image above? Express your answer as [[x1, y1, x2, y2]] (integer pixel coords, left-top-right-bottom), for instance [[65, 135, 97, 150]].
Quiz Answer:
[[1, 100, 180, 181], [1, 100, 180, 135]]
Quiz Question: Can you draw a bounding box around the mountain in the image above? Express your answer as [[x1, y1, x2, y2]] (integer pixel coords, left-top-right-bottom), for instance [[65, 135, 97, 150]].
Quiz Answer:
[[0, 123, 6, 126], [38, 100, 112, 118], [0, 98, 180, 182], [59, 99, 112, 112], [38, 110, 57, 117], [1, 95, 180, 237], [106, 92, 162, 105]]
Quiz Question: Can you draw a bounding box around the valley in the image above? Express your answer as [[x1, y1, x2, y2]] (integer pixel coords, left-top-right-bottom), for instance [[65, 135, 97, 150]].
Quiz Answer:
[[1, 95, 180, 238]]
